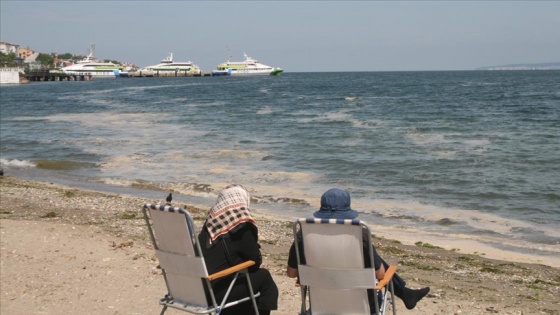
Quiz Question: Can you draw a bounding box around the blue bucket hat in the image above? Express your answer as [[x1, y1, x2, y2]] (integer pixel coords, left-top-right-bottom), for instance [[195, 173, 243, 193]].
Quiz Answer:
[[313, 188, 359, 219]]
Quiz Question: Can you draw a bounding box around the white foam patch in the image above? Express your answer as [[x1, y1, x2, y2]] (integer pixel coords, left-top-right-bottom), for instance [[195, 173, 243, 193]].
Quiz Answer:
[[406, 132, 446, 145], [350, 119, 385, 130], [0, 158, 35, 168], [352, 197, 560, 264], [188, 149, 269, 160], [256, 107, 276, 115], [297, 109, 353, 124], [405, 129, 492, 157], [360, 198, 559, 237], [371, 225, 560, 268], [42, 112, 169, 127]]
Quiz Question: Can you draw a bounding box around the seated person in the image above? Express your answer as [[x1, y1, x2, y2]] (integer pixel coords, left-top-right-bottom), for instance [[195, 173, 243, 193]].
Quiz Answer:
[[287, 188, 430, 310], [199, 184, 278, 315]]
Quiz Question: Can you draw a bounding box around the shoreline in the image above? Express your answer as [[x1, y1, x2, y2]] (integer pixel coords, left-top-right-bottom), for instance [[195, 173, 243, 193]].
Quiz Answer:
[[8, 168, 560, 269], [1, 175, 559, 314]]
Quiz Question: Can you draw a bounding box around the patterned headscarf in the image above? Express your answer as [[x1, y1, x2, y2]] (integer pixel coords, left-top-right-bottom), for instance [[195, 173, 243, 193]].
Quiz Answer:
[[205, 184, 257, 243]]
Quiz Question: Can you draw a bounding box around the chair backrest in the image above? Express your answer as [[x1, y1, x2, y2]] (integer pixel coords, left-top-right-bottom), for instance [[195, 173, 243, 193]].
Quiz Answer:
[[294, 218, 377, 315], [143, 204, 210, 308]]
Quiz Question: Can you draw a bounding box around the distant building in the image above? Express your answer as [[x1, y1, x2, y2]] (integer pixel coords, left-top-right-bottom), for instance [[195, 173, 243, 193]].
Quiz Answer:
[[0, 41, 19, 54], [18, 47, 35, 60], [24, 52, 43, 69]]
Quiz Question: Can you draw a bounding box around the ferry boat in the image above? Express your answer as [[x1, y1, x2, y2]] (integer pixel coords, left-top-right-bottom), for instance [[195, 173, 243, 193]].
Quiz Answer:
[[140, 53, 201, 75], [212, 53, 283, 76], [61, 45, 124, 78]]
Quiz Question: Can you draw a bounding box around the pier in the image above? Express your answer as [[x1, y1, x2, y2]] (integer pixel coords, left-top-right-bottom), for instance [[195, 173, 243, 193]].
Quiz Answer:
[[128, 70, 212, 77], [24, 70, 92, 82]]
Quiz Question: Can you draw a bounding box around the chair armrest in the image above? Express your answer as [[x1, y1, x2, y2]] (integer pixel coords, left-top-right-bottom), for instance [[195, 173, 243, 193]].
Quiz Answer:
[[376, 265, 397, 290], [207, 260, 256, 281]]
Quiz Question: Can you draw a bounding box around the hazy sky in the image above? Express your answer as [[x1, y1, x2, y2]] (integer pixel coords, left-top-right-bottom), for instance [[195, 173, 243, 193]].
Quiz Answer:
[[1, 1, 559, 72]]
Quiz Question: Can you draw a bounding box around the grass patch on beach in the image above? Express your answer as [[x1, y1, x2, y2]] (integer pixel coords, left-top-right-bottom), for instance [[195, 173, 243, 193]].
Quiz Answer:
[[414, 241, 443, 249], [530, 278, 559, 289], [118, 211, 138, 220], [458, 256, 477, 265], [526, 283, 546, 290], [40, 211, 58, 218], [507, 263, 529, 271], [381, 246, 406, 255], [479, 264, 504, 274], [524, 294, 539, 301], [63, 190, 75, 198], [452, 263, 469, 270], [399, 260, 440, 271], [536, 278, 559, 286]]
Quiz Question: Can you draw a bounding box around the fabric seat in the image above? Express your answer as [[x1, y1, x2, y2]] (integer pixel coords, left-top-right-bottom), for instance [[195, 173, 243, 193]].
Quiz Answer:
[[293, 218, 397, 315], [142, 203, 261, 314]]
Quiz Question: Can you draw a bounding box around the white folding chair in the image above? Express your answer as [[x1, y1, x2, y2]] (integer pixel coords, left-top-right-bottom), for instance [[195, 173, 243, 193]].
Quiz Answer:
[[142, 203, 261, 314], [293, 218, 397, 315]]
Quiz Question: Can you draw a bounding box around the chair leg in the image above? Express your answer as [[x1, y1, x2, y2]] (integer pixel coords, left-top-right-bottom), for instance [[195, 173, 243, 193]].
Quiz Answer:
[[245, 272, 260, 315], [159, 305, 167, 315], [300, 285, 307, 315]]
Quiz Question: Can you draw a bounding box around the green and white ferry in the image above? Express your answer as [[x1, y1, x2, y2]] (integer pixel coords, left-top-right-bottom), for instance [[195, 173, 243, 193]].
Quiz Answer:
[[212, 53, 283, 76]]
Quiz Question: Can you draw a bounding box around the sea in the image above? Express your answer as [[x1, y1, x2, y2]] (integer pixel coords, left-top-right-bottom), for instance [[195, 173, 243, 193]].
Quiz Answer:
[[1, 71, 559, 267]]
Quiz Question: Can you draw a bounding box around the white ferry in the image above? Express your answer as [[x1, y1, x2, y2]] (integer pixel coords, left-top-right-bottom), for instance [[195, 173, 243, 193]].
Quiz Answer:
[[212, 53, 283, 76], [140, 53, 201, 75], [61, 45, 123, 78]]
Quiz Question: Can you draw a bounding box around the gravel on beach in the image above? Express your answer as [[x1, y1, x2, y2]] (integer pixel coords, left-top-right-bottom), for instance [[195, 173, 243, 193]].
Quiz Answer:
[[1, 176, 559, 314]]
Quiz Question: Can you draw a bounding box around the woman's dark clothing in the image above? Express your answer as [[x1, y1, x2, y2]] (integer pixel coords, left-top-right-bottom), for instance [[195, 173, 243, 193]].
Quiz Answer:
[[199, 223, 278, 315], [287, 228, 407, 312]]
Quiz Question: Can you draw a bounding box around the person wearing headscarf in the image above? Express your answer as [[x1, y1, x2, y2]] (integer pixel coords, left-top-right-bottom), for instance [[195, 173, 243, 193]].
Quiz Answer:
[[199, 184, 278, 315], [287, 188, 430, 311]]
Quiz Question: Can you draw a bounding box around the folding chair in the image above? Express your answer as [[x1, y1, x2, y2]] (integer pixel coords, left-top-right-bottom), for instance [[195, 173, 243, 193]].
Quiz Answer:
[[293, 218, 397, 315], [142, 203, 261, 315]]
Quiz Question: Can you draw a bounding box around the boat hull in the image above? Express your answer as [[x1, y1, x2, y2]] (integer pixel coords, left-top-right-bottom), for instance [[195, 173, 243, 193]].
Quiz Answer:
[[62, 70, 121, 78], [211, 69, 232, 76], [219, 68, 283, 76]]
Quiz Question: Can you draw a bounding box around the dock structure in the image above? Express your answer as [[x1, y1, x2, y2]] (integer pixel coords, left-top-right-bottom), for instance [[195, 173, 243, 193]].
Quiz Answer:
[[129, 70, 211, 77], [24, 70, 92, 82], [0, 67, 22, 84]]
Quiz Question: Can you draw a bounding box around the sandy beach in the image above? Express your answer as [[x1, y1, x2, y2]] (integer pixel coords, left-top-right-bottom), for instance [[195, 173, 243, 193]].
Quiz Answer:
[[1, 175, 559, 314]]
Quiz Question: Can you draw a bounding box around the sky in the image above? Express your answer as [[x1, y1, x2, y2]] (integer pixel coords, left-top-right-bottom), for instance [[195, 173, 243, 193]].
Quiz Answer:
[[1, 1, 559, 72]]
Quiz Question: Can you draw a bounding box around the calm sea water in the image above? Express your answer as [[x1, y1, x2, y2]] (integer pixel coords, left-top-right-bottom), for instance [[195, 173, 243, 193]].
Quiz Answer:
[[1, 71, 559, 264]]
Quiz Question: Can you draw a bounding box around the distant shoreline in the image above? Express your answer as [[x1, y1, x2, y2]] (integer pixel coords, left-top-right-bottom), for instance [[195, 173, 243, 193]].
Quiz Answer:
[[476, 61, 560, 70]]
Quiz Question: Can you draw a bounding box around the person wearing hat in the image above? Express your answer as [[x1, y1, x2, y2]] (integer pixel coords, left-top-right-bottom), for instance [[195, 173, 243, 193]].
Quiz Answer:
[[286, 188, 430, 310]]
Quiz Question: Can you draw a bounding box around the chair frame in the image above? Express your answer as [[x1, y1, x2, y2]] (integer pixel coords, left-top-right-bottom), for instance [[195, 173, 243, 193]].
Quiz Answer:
[[142, 203, 261, 315], [293, 218, 397, 315]]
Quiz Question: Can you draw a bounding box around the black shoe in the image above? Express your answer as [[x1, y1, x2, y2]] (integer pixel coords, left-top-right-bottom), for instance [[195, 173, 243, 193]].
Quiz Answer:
[[401, 287, 430, 310]]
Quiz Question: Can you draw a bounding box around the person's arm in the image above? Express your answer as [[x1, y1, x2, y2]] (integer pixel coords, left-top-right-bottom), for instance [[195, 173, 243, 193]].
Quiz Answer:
[[376, 262, 386, 280], [286, 242, 299, 278], [287, 265, 299, 278], [371, 244, 386, 280], [235, 225, 262, 270]]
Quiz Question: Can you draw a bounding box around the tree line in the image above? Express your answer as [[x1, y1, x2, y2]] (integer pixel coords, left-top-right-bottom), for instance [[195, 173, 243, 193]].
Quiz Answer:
[[0, 51, 121, 68]]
